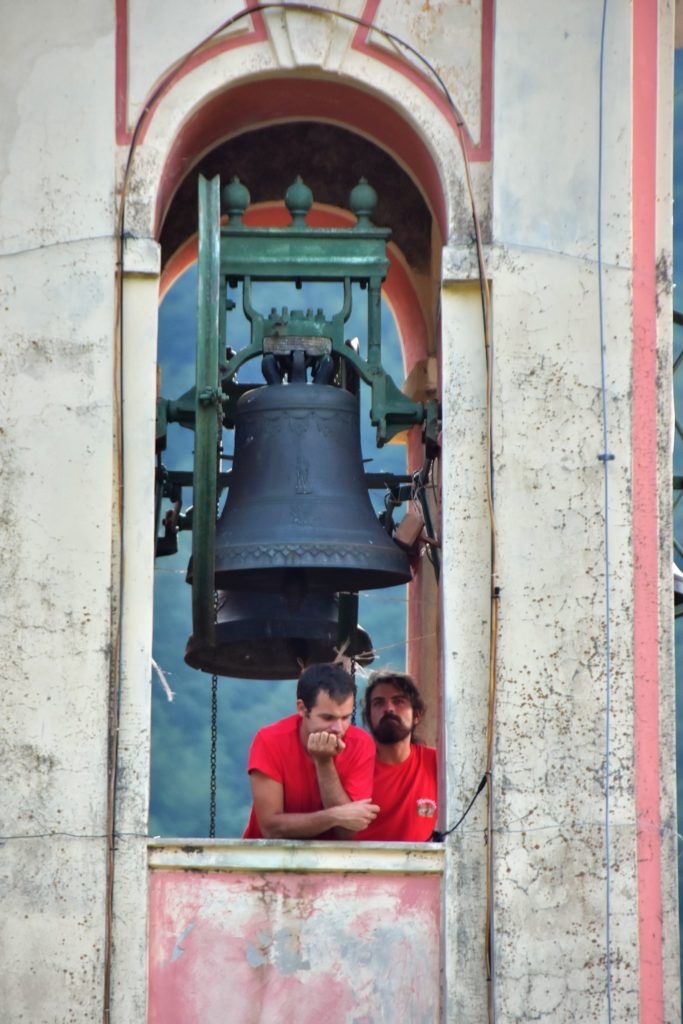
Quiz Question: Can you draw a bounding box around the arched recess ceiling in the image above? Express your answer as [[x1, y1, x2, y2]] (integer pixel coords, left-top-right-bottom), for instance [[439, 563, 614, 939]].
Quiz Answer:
[[155, 76, 447, 248], [159, 122, 433, 277]]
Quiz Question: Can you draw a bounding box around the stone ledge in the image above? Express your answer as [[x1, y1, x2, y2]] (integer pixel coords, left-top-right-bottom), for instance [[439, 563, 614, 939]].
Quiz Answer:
[[148, 837, 444, 874]]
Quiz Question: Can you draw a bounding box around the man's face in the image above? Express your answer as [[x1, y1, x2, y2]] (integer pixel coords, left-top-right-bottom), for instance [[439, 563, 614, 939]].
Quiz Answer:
[[367, 682, 416, 744], [297, 690, 355, 742]]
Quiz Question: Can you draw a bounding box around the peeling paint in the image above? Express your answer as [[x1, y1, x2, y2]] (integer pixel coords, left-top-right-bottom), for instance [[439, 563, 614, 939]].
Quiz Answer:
[[245, 926, 311, 974], [170, 922, 195, 962], [149, 870, 440, 1022]]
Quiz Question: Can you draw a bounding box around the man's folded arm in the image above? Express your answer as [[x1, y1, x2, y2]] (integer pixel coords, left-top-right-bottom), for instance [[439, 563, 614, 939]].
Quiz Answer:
[[307, 730, 378, 840], [312, 756, 376, 840], [249, 770, 378, 839]]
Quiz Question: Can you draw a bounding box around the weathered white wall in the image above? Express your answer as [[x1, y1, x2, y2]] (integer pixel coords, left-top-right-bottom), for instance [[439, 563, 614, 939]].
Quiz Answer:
[[0, 1, 678, 1022], [440, 1, 678, 1020], [487, 13, 639, 1009], [0, 4, 118, 1021]]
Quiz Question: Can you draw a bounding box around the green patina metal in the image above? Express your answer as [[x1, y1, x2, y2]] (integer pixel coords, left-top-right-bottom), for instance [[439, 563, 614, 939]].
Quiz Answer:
[[162, 172, 439, 648], [191, 175, 221, 647], [216, 172, 426, 442], [158, 173, 433, 440]]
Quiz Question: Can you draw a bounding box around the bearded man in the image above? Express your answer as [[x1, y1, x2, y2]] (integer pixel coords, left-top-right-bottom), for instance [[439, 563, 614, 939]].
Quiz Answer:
[[355, 669, 438, 842]]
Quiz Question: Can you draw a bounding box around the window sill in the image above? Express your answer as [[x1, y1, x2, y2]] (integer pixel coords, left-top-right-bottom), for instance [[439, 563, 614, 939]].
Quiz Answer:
[[148, 837, 444, 874]]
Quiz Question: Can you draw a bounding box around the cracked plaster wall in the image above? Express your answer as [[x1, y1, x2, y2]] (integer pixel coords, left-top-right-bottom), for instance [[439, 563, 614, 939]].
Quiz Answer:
[[0, 1, 678, 1022], [439, 2, 678, 1021], [0, 4, 119, 1023]]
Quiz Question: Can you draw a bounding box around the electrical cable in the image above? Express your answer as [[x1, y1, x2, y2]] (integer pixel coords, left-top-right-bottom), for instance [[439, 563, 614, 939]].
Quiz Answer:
[[4, 816, 680, 845], [103, 122, 127, 1024], [0, 831, 152, 842], [431, 773, 488, 842]]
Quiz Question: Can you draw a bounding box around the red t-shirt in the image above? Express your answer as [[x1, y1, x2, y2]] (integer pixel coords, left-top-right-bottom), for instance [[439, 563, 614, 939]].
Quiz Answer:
[[243, 714, 376, 839], [355, 744, 438, 842]]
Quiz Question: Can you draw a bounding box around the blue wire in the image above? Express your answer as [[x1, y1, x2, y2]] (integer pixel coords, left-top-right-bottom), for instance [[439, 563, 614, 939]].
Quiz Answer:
[[597, 2, 614, 1021]]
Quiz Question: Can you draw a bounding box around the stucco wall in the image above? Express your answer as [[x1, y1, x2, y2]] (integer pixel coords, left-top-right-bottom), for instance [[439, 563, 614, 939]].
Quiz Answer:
[[0, 2, 678, 1022], [0, 5, 118, 1021]]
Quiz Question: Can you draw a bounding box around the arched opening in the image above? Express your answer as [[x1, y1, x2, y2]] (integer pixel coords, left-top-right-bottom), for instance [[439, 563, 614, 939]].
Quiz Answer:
[[151, 75, 449, 243], [149, 110, 443, 839], [152, 261, 414, 836]]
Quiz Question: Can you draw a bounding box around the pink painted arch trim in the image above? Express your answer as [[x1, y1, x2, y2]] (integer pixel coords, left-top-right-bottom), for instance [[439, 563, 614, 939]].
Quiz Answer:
[[153, 75, 449, 241], [115, 0, 493, 160], [115, 0, 268, 145], [353, 0, 493, 161], [632, 1, 663, 1021]]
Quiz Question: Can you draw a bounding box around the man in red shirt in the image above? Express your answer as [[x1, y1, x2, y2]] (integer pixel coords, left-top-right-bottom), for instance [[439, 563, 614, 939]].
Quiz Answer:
[[355, 670, 438, 842], [243, 662, 379, 840]]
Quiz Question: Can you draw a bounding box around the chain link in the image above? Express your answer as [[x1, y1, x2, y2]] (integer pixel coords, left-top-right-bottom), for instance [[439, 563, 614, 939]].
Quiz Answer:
[[209, 673, 217, 838], [209, 588, 218, 838], [351, 656, 357, 726]]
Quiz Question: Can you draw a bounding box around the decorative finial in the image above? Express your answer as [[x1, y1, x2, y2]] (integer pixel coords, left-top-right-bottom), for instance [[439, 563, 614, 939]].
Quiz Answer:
[[222, 176, 250, 225], [285, 176, 313, 226], [350, 178, 377, 227]]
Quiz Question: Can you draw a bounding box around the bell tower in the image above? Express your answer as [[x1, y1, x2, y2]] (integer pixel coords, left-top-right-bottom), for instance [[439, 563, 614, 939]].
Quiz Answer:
[[1, 3, 677, 1023]]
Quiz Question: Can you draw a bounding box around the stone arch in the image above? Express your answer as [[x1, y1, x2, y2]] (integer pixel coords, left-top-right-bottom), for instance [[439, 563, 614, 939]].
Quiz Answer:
[[123, 53, 452, 739], [123, 46, 470, 246]]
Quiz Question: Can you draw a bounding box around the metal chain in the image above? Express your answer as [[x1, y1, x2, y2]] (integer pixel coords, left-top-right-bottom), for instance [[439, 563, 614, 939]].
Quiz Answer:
[[351, 656, 357, 726], [209, 588, 218, 838], [209, 673, 217, 837]]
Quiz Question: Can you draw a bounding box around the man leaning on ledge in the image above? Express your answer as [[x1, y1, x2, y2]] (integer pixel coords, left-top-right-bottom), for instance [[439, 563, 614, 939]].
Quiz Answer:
[[243, 662, 379, 840]]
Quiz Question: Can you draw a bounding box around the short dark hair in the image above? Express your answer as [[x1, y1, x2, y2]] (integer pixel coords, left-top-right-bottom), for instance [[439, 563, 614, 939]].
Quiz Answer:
[[297, 662, 357, 711], [362, 669, 426, 726]]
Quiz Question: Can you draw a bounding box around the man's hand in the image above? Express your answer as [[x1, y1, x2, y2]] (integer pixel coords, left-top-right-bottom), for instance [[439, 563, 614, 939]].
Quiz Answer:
[[332, 799, 380, 833], [307, 730, 345, 760]]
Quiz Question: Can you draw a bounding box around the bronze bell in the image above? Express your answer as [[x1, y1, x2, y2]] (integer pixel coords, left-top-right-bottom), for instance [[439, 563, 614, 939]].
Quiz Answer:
[[184, 591, 374, 680], [213, 380, 412, 597]]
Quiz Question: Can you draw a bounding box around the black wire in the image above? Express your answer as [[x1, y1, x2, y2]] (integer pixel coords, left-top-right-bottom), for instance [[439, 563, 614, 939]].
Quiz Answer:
[[0, 831, 150, 841], [431, 773, 488, 842]]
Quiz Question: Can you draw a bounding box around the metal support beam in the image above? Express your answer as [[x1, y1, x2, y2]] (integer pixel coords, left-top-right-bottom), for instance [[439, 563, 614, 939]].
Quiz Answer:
[[191, 174, 221, 646]]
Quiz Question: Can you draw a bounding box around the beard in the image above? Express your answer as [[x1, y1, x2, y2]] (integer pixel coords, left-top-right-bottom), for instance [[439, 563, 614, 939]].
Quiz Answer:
[[371, 714, 412, 744]]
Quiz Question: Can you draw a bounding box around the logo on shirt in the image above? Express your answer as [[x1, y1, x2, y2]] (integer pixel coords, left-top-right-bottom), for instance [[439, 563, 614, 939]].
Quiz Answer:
[[416, 798, 437, 818]]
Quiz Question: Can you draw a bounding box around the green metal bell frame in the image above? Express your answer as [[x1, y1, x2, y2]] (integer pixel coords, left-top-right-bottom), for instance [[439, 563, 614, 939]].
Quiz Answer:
[[159, 173, 439, 656]]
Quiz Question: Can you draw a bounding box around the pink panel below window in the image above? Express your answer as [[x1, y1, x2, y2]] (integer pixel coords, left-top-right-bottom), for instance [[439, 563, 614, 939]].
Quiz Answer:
[[149, 870, 441, 1022]]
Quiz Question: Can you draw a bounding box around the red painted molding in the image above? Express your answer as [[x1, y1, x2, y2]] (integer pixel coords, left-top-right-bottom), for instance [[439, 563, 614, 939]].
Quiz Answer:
[[115, 1, 493, 160], [632, 2, 663, 1021], [115, 0, 128, 144], [154, 76, 448, 239], [352, 0, 493, 161], [115, 0, 267, 145]]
